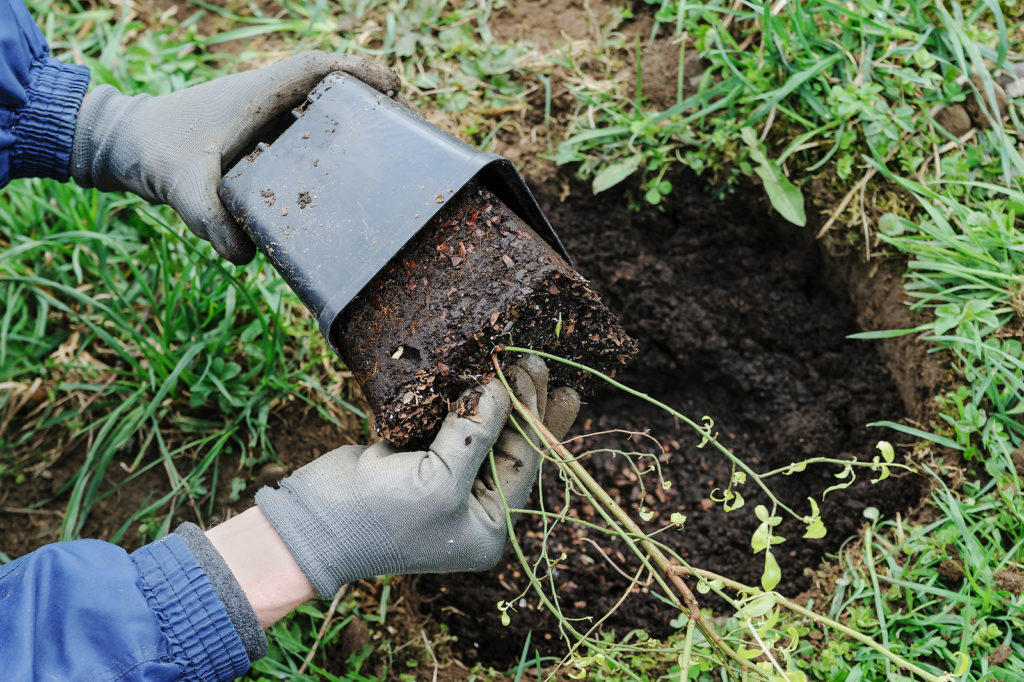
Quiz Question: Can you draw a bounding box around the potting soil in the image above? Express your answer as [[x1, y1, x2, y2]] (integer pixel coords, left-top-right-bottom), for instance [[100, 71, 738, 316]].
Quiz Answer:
[[338, 179, 636, 447]]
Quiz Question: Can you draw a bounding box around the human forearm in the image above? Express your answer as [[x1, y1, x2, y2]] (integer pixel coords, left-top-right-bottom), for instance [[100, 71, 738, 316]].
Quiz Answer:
[[0, 535, 252, 680]]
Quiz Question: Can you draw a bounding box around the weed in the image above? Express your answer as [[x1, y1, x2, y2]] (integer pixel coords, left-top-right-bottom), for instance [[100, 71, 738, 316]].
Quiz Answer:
[[490, 349, 949, 681]]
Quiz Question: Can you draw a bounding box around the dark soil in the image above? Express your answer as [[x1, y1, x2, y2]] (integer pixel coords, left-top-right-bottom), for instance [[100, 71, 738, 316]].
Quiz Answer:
[[339, 180, 635, 447], [416, 172, 924, 668]]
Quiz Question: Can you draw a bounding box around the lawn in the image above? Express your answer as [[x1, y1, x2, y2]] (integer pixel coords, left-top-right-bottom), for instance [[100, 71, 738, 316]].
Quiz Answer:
[[1, 0, 1022, 680]]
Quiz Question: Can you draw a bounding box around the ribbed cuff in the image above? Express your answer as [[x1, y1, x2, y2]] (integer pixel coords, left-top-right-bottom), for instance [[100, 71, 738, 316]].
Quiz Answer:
[[130, 534, 251, 682], [174, 522, 268, 662], [255, 483, 402, 598], [10, 55, 90, 181]]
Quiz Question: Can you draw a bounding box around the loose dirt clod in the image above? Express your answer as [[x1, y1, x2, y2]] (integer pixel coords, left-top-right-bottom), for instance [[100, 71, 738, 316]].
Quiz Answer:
[[934, 104, 972, 137], [989, 644, 1012, 666], [994, 567, 1024, 595], [937, 558, 965, 585], [1011, 444, 1024, 478], [337, 179, 636, 446], [964, 75, 1009, 128]]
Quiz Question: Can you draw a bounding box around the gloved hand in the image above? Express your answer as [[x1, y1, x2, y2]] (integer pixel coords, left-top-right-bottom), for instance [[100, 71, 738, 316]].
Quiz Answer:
[[71, 52, 402, 264], [255, 356, 580, 598]]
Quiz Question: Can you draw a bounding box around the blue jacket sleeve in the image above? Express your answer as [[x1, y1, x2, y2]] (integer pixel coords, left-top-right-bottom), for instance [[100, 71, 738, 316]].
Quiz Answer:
[[0, 536, 252, 681], [0, 0, 90, 187]]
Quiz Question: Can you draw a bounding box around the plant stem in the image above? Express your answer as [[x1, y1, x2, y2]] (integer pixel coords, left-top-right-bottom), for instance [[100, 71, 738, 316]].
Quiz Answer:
[[487, 454, 588, 647], [680, 567, 951, 682], [680, 617, 695, 682], [492, 354, 761, 677], [503, 347, 801, 519], [863, 524, 891, 678], [759, 457, 914, 478]]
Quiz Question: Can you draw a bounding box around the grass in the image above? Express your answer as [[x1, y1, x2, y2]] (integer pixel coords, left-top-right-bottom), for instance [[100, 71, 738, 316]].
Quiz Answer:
[[2, 0, 1024, 680], [2, 0, 539, 677], [496, 0, 1023, 676], [546, 1, 1024, 678]]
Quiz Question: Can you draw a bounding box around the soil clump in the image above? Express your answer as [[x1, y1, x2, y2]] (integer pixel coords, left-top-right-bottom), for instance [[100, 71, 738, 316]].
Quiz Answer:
[[339, 179, 636, 447]]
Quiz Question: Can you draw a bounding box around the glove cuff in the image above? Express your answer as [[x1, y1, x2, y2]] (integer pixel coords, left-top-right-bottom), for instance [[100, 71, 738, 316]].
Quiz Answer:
[[256, 483, 403, 598], [254, 483, 376, 593], [70, 84, 144, 195]]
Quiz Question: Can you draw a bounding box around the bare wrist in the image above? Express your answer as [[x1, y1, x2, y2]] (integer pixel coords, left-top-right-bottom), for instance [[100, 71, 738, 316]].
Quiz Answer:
[[205, 506, 315, 628]]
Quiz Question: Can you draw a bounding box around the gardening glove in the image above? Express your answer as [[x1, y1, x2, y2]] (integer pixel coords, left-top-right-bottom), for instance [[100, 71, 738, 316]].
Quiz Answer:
[[71, 52, 402, 264], [255, 356, 580, 598]]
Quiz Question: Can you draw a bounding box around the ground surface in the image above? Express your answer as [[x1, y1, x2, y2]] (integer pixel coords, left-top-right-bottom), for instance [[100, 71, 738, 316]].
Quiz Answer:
[[0, 170, 928, 676], [4, 1, 990, 678]]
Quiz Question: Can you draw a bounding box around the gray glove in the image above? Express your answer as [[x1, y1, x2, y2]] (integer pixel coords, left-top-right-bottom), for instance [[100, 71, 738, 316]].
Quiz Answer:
[[255, 356, 580, 598], [71, 52, 401, 264]]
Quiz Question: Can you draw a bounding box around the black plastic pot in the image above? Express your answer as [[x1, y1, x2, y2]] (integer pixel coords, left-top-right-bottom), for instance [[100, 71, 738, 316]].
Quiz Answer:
[[218, 72, 570, 357]]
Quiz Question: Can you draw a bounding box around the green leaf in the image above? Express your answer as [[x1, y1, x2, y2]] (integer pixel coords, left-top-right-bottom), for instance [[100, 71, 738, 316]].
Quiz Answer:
[[807, 498, 820, 518], [878, 212, 913, 236], [740, 127, 806, 226], [698, 415, 717, 448], [592, 155, 642, 194], [751, 521, 771, 553], [761, 551, 781, 591], [866, 421, 964, 451], [822, 465, 856, 499], [221, 361, 241, 381], [870, 465, 890, 483], [875, 441, 895, 463], [395, 33, 419, 57], [952, 651, 971, 676], [227, 476, 247, 503], [696, 577, 723, 594], [739, 592, 776, 618], [723, 491, 745, 512], [848, 325, 930, 339], [803, 517, 827, 539], [753, 163, 807, 227], [784, 461, 808, 474]]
